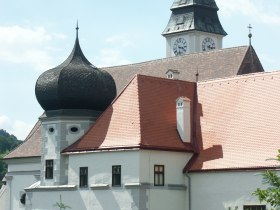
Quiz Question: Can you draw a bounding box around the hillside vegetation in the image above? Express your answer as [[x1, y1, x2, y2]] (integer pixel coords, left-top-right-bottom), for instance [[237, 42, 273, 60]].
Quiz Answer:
[[0, 129, 21, 186]]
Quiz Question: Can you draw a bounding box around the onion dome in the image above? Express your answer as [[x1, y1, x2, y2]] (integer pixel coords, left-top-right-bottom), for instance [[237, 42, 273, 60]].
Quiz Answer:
[[35, 25, 116, 112]]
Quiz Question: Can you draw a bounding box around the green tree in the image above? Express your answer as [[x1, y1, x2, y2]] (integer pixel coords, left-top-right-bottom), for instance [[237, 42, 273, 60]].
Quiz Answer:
[[252, 150, 280, 209], [0, 129, 21, 188]]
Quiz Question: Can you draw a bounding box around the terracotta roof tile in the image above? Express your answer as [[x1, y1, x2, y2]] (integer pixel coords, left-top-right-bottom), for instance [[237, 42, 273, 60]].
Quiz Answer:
[[4, 121, 42, 159], [188, 71, 280, 171], [64, 75, 195, 153]]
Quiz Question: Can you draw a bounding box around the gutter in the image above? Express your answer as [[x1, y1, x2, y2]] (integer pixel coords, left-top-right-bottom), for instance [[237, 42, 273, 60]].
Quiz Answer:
[[185, 173, 191, 210]]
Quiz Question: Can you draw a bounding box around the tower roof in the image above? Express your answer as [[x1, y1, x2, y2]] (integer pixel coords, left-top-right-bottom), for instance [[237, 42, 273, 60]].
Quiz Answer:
[[35, 27, 116, 112], [171, 0, 218, 10], [163, 0, 227, 36]]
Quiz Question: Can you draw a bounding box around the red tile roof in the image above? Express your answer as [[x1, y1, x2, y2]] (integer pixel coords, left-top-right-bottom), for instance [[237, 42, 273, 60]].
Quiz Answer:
[[64, 75, 195, 153], [4, 121, 42, 159], [187, 71, 280, 171]]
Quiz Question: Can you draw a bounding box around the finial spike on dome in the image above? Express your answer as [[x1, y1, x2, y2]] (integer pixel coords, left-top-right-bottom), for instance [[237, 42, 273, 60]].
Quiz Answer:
[[247, 24, 253, 46], [76, 20, 79, 39]]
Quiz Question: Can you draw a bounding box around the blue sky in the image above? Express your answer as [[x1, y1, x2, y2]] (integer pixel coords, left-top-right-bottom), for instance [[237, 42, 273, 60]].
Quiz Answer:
[[1, 0, 280, 139]]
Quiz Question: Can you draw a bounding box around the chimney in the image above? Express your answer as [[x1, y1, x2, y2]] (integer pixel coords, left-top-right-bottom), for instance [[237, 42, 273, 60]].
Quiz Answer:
[[166, 69, 180, 80], [176, 97, 191, 143]]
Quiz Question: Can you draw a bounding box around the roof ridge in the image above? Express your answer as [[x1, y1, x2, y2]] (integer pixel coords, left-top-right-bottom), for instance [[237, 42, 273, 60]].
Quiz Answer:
[[101, 46, 249, 70], [4, 121, 41, 159], [136, 74, 194, 84], [198, 70, 280, 85]]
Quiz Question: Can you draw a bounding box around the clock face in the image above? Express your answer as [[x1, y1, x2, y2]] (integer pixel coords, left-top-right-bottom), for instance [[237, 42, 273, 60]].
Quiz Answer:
[[173, 37, 187, 56], [202, 37, 215, 51]]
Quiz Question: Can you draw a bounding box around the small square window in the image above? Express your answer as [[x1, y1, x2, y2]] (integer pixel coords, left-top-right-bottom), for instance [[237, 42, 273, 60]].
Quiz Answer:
[[45, 160, 53, 179], [243, 205, 266, 210], [112, 165, 121, 186], [154, 165, 164, 186], [167, 74, 173, 79], [80, 167, 88, 187]]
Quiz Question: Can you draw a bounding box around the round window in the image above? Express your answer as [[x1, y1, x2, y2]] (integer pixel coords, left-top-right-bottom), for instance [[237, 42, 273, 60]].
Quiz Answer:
[[48, 127, 54, 133], [70, 126, 79, 133]]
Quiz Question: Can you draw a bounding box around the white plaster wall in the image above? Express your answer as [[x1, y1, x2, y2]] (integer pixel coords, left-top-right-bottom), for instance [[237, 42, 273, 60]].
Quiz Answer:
[[140, 150, 192, 210], [140, 150, 191, 184], [189, 171, 276, 210], [8, 162, 40, 172], [0, 185, 7, 210], [26, 189, 137, 210], [150, 189, 186, 210], [29, 150, 141, 210], [68, 150, 140, 185], [4, 158, 40, 210], [29, 150, 192, 210]]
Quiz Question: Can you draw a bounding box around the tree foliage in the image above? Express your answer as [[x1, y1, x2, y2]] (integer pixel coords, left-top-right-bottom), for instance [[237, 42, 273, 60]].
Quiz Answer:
[[0, 129, 21, 187], [252, 151, 280, 209]]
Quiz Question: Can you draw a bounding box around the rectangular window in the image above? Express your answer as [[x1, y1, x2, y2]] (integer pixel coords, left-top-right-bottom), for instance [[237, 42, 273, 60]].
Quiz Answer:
[[243, 205, 266, 210], [112, 165, 121, 186], [79, 167, 88, 187], [154, 165, 164, 186], [45, 160, 53, 179]]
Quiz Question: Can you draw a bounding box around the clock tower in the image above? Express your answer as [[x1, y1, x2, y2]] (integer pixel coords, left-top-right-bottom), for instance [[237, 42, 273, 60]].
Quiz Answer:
[[162, 0, 227, 57]]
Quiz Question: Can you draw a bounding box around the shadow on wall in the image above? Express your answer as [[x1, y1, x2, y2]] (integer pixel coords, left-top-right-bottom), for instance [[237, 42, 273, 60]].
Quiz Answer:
[[94, 189, 122, 210]]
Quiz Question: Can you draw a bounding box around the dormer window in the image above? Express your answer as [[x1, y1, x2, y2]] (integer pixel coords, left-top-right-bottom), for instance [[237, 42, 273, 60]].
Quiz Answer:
[[177, 16, 185, 25], [166, 69, 180, 80], [177, 102, 183, 107], [179, 0, 187, 4]]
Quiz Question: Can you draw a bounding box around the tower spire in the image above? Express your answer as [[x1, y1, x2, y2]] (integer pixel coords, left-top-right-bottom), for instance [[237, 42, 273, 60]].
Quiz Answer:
[[248, 24, 252, 46], [76, 20, 79, 39]]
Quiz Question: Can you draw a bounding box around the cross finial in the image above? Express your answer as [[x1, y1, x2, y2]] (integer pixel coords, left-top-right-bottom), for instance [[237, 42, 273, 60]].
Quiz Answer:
[[248, 24, 253, 46], [76, 20, 79, 39]]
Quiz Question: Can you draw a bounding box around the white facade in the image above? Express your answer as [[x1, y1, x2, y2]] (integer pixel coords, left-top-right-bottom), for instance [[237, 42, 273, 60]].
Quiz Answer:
[[0, 157, 40, 210], [3, 151, 275, 210], [40, 114, 98, 186], [188, 171, 276, 210], [24, 150, 191, 210]]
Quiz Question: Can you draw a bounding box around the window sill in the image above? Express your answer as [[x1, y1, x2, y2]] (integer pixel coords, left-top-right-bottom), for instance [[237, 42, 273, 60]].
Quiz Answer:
[[25, 184, 77, 192], [90, 184, 109, 190], [125, 183, 151, 189]]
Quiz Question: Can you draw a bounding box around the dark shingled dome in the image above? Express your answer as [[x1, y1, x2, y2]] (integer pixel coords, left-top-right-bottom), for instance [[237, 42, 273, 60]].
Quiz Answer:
[[35, 33, 116, 112]]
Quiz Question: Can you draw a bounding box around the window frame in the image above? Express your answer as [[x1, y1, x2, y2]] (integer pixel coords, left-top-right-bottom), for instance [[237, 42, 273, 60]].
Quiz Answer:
[[79, 167, 88, 188], [112, 165, 121, 187], [45, 160, 54, 179], [243, 205, 266, 210], [154, 165, 165, 186]]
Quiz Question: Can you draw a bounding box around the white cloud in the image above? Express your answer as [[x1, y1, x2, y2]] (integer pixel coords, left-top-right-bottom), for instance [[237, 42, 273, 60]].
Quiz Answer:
[[216, 0, 280, 25], [0, 25, 65, 71], [0, 114, 33, 140]]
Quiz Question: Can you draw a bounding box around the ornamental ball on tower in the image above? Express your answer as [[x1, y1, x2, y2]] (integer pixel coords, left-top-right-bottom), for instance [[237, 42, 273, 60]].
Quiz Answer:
[[35, 25, 116, 112]]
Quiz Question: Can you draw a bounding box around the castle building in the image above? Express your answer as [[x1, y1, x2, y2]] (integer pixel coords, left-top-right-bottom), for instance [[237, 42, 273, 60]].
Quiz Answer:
[[0, 1, 278, 210]]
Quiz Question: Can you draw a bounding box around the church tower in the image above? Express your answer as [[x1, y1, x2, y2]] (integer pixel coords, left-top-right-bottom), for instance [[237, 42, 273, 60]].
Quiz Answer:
[[35, 26, 116, 186], [162, 0, 227, 57]]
